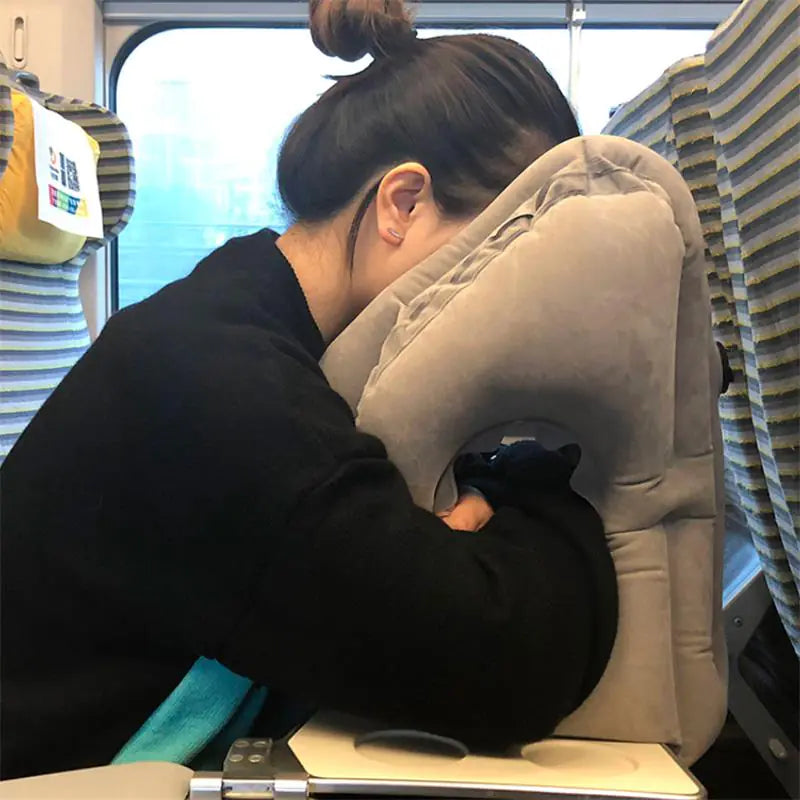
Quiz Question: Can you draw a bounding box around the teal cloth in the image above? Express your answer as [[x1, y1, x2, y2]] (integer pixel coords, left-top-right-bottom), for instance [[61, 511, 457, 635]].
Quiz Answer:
[[112, 657, 268, 766]]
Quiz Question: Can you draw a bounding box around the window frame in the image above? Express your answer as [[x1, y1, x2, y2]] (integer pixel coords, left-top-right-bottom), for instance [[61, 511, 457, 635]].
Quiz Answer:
[[103, 1, 738, 27]]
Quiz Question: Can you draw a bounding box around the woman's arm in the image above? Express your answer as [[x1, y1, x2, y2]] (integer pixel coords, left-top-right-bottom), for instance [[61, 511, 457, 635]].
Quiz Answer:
[[79, 311, 616, 750], [216, 447, 617, 750]]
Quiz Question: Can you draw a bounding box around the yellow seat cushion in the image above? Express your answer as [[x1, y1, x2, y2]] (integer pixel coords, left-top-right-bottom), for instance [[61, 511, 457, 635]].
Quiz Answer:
[[0, 91, 100, 265]]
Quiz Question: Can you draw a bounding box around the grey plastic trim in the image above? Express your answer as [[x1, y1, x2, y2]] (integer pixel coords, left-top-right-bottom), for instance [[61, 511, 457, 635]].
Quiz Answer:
[[102, 1, 734, 26], [307, 773, 706, 800], [103, 2, 566, 25]]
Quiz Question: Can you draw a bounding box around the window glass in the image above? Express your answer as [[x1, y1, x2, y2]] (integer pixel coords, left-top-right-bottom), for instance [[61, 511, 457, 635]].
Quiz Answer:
[[576, 28, 712, 134], [115, 27, 568, 309], [115, 25, 714, 308]]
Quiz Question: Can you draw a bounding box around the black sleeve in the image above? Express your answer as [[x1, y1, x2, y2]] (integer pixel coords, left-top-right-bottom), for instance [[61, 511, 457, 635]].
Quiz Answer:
[[0, 250, 617, 772], [19, 305, 615, 751], [216, 441, 617, 749], [120, 326, 619, 751]]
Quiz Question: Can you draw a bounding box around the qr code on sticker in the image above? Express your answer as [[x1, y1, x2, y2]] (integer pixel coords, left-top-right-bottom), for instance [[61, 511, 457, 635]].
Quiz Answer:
[[65, 158, 80, 192]]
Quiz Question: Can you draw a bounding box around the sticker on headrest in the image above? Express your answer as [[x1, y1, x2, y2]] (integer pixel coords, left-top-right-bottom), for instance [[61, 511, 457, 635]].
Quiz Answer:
[[29, 99, 103, 239]]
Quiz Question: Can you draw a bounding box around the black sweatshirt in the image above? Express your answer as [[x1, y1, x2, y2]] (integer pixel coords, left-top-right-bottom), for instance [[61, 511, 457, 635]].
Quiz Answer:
[[0, 231, 617, 779]]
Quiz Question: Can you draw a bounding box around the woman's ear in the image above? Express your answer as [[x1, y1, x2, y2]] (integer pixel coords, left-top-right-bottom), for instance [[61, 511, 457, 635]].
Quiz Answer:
[[375, 162, 433, 245]]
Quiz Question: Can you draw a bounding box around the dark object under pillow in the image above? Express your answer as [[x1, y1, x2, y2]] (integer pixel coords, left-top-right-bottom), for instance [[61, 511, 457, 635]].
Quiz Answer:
[[455, 440, 581, 511]]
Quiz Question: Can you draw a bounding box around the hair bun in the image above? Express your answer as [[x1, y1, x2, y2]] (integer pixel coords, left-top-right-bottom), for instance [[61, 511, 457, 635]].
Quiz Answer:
[[309, 0, 417, 62]]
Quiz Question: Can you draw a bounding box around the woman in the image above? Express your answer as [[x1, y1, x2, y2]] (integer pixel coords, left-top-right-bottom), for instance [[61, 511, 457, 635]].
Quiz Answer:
[[0, 0, 617, 779]]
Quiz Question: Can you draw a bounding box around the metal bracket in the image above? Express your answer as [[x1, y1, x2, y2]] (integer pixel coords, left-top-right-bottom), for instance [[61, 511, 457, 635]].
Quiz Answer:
[[189, 738, 309, 800], [566, 0, 586, 25], [566, 1, 587, 104]]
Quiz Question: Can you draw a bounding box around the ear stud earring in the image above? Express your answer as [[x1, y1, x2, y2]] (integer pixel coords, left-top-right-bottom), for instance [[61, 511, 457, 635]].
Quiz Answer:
[[388, 228, 404, 241]]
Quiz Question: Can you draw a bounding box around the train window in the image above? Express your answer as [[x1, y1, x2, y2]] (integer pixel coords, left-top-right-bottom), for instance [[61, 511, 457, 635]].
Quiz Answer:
[[113, 25, 709, 309], [577, 28, 713, 134], [115, 26, 567, 309]]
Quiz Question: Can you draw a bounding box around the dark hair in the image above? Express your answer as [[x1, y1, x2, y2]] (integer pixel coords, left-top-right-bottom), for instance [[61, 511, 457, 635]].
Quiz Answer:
[[278, 0, 580, 258]]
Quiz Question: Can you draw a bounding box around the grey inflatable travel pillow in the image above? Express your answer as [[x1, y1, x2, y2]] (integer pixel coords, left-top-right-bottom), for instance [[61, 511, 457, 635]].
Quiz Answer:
[[321, 135, 727, 764]]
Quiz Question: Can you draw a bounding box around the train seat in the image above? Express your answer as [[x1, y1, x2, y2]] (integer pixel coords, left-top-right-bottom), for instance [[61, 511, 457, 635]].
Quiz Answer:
[[0, 64, 135, 463], [603, 2, 799, 792]]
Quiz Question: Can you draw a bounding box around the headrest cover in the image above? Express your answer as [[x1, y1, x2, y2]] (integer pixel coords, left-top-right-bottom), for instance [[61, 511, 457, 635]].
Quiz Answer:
[[0, 66, 136, 266], [0, 90, 99, 264], [322, 135, 727, 763]]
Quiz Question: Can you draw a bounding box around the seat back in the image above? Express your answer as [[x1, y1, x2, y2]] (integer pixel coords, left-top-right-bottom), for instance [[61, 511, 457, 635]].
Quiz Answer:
[[322, 135, 728, 764], [0, 66, 135, 463], [704, 0, 800, 648], [604, 0, 800, 652]]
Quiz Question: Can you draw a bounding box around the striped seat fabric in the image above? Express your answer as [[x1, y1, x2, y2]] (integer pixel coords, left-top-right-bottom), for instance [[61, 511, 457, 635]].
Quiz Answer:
[[605, 0, 799, 651], [0, 67, 136, 462]]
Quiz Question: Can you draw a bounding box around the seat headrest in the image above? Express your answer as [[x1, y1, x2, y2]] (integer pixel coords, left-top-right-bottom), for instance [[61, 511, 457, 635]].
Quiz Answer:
[[0, 66, 136, 262]]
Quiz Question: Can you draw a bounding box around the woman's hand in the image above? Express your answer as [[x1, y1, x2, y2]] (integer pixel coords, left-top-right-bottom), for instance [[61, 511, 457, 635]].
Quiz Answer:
[[437, 491, 494, 532]]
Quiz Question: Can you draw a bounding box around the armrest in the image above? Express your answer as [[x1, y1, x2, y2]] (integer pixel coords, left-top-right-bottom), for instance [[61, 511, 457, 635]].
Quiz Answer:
[[0, 762, 191, 800]]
